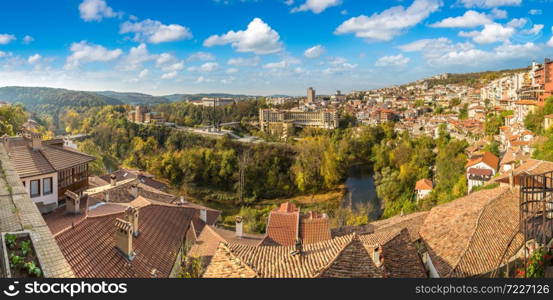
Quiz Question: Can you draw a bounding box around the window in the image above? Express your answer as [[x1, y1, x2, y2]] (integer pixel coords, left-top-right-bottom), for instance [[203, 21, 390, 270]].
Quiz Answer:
[[30, 180, 40, 198], [43, 177, 53, 195]]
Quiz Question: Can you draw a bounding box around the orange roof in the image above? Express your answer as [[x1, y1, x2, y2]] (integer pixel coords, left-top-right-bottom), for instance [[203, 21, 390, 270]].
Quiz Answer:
[[415, 179, 433, 191], [465, 151, 499, 170]]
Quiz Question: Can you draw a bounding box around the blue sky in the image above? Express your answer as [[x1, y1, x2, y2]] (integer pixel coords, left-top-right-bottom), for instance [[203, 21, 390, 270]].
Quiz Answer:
[[0, 0, 551, 96]]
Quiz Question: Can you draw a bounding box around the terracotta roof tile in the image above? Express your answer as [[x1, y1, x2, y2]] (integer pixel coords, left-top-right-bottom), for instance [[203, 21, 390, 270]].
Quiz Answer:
[[415, 179, 433, 190], [466, 151, 499, 170], [419, 187, 522, 277], [56, 205, 195, 278]]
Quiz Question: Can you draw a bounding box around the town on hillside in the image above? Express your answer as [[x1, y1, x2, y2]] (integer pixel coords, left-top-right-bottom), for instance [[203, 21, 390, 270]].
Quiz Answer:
[[1, 57, 553, 280]]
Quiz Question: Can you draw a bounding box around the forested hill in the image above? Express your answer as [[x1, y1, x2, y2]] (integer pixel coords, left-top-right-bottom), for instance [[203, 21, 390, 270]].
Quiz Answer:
[[95, 91, 170, 105], [0, 86, 123, 107], [163, 93, 257, 102]]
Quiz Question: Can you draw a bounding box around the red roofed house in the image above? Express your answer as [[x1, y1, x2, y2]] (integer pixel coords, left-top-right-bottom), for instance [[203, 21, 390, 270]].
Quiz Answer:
[[2, 133, 95, 213], [260, 202, 331, 246], [466, 151, 499, 192], [415, 179, 433, 200]]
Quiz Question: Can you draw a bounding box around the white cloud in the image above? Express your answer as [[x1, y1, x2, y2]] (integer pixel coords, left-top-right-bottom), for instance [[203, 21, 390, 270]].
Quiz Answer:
[[27, 54, 42, 64], [456, 0, 521, 8], [430, 10, 493, 28], [291, 0, 342, 14], [188, 62, 219, 72], [520, 24, 544, 35], [64, 41, 122, 69], [227, 56, 260, 66], [79, 0, 120, 22], [0, 34, 16, 45], [138, 69, 149, 78], [226, 68, 239, 74], [162, 71, 178, 79], [529, 9, 542, 15], [335, 0, 442, 42], [304, 45, 325, 58], [204, 18, 282, 54], [491, 8, 507, 19], [187, 52, 215, 62], [547, 35, 553, 48], [118, 43, 155, 71], [120, 19, 192, 44], [400, 37, 542, 66], [22, 35, 34, 44], [263, 57, 300, 69], [459, 23, 514, 44], [155, 53, 185, 73], [375, 54, 410, 67], [507, 18, 527, 28], [323, 57, 357, 74]]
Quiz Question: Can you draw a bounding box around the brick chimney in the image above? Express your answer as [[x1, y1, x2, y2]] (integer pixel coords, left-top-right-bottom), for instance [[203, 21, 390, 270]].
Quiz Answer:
[[64, 190, 80, 214], [114, 218, 135, 260], [235, 216, 243, 238], [125, 207, 140, 237], [31, 132, 42, 151], [110, 174, 117, 186]]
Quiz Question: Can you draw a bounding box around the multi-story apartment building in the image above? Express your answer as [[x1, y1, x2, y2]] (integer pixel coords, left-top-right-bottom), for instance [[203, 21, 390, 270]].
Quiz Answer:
[[127, 106, 165, 124], [535, 58, 553, 102], [307, 87, 316, 103], [259, 108, 339, 132]]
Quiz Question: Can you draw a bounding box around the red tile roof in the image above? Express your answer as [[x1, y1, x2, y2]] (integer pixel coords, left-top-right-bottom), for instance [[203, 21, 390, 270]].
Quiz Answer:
[[56, 204, 196, 278], [419, 186, 523, 277], [466, 151, 499, 170], [415, 179, 433, 190], [260, 208, 299, 246], [4, 137, 95, 178]]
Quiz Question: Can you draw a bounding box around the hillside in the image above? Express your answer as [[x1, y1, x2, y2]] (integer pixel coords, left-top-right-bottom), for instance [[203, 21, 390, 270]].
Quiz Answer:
[[0, 86, 122, 107], [420, 67, 531, 88], [95, 91, 170, 105], [163, 93, 257, 102]]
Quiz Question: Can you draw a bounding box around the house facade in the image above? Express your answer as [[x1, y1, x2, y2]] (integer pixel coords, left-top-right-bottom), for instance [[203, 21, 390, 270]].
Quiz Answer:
[[2, 133, 95, 213], [466, 151, 499, 192]]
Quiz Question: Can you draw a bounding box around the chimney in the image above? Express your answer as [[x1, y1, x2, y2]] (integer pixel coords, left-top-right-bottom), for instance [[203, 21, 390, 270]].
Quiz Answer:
[[235, 216, 243, 238], [509, 171, 514, 190], [114, 218, 135, 260], [373, 244, 383, 267], [130, 183, 139, 198], [180, 196, 187, 205], [31, 133, 42, 151], [64, 190, 80, 214], [104, 191, 110, 202], [125, 207, 139, 237], [110, 174, 117, 186], [199, 209, 207, 223]]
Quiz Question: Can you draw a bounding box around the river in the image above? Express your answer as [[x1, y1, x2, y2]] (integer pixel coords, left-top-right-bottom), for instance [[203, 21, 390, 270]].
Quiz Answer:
[[343, 165, 381, 220]]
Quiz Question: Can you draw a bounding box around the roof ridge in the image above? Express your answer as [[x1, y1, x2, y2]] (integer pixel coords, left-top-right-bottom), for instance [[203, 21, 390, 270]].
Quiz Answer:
[[218, 242, 260, 277], [446, 187, 511, 277], [37, 148, 57, 172], [314, 233, 357, 277]]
